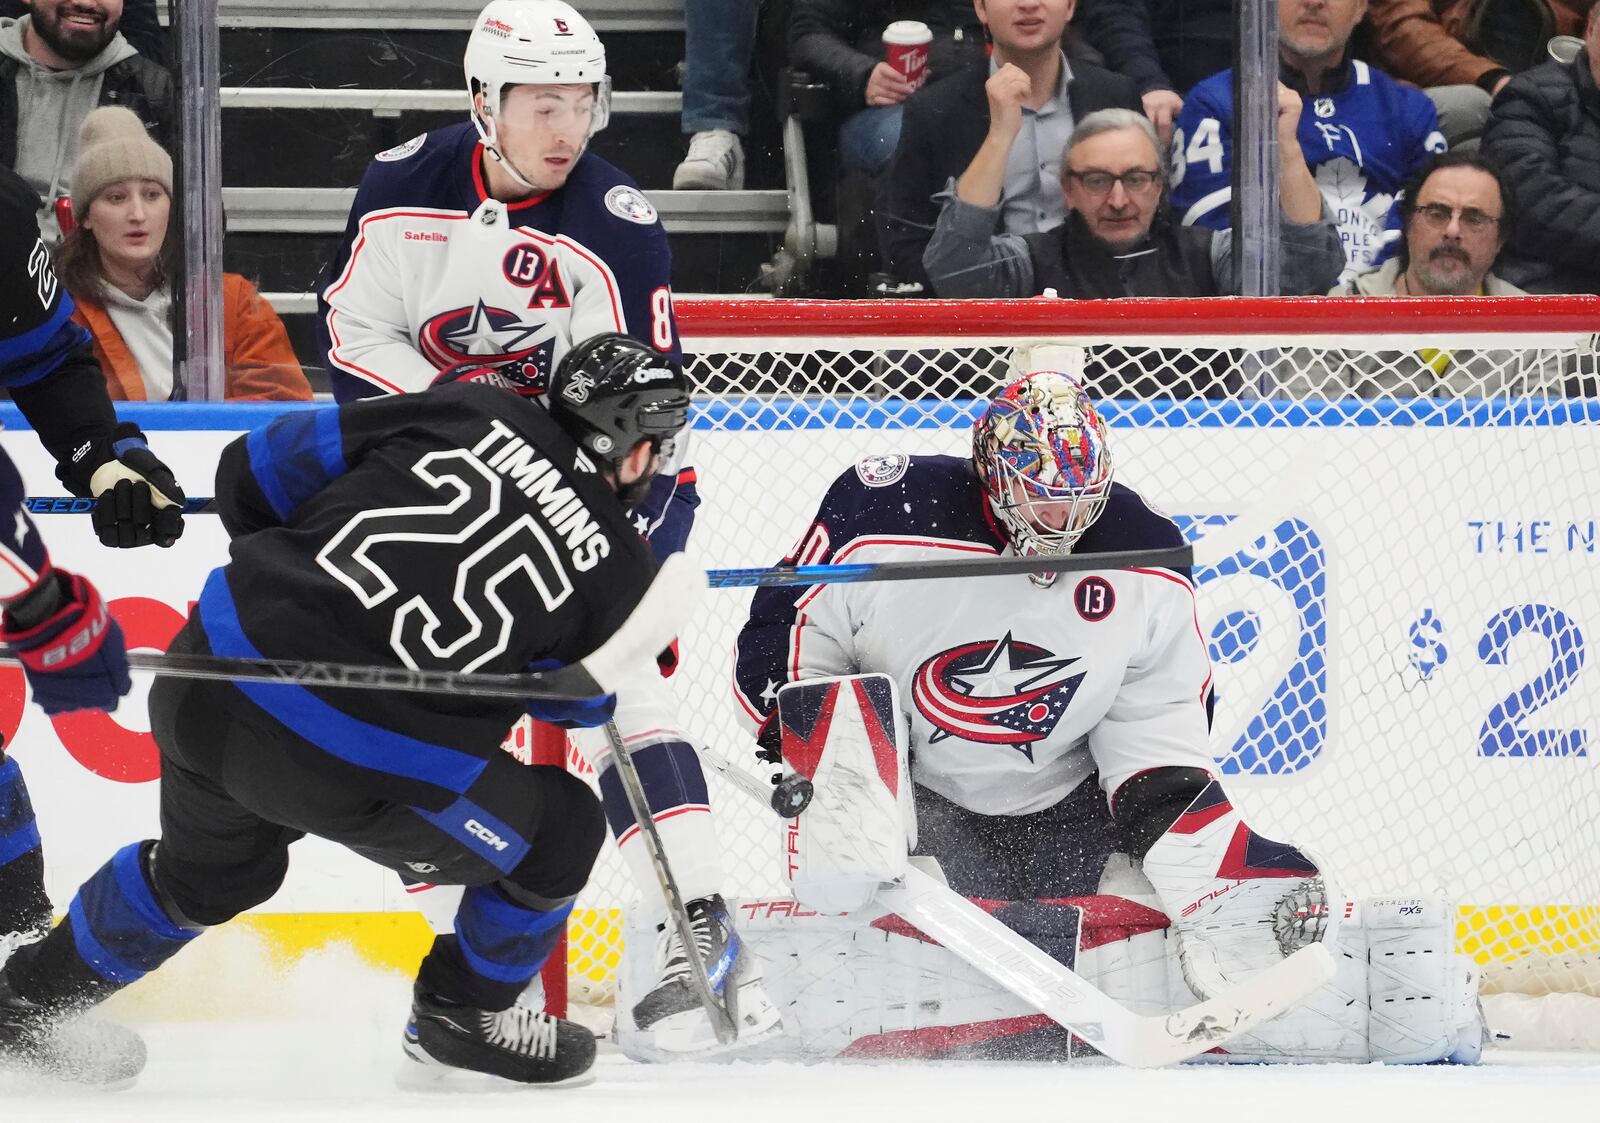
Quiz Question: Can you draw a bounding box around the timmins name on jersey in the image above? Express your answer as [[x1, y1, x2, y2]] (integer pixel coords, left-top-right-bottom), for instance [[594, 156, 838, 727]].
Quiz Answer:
[[734, 455, 1217, 817], [199, 382, 657, 810]]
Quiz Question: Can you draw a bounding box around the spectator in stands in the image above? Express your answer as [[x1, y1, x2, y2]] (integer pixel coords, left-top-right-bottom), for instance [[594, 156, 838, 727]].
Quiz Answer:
[[879, 0, 1140, 289], [1168, 0, 1446, 286], [1280, 150, 1568, 395], [1073, 0, 1184, 140], [52, 109, 311, 401], [673, 0, 761, 190], [1481, 3, 1600, 293], [788, 1, 988, 177], [923, 95, 1342, 298], [0, 0, 163, 64], [0, 0, 172, 238], [1332, 149, 1522, 296], [1364, 0, 1594, 150]]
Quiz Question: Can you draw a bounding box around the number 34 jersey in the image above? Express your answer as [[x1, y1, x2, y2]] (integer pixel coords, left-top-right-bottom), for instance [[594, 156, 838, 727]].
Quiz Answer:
[[195, 383, 657, 809], [733, 455, 1217, 817]]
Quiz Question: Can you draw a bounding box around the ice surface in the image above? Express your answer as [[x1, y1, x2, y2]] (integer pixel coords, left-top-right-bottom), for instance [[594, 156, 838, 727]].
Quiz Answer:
[[3, 928, 1598, 1122]]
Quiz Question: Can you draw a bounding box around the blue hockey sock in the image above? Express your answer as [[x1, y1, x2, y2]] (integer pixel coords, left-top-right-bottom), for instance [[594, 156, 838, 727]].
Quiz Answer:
[[415, 883, 572, 1011], [0, 753, 49, 935]]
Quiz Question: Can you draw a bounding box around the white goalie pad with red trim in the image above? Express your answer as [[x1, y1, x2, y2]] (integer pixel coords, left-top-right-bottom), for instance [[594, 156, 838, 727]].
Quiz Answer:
[[777, 674, 915, 913], [708, 860, 1483, 1064]]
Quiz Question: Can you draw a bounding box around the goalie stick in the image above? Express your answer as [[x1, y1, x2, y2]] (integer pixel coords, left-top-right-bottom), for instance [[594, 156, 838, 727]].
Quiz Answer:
[[692, 743, 1337, 1067], [603, 720, 739, 1046], [0, 553, 705, 702]]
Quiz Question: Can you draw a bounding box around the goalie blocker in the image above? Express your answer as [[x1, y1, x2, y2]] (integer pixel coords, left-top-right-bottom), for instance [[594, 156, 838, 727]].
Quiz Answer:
[[618, 674, 1485, 1064]]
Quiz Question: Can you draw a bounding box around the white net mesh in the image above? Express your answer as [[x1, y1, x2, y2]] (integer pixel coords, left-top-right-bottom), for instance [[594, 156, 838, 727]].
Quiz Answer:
[[553, 297, 1600, 1029]]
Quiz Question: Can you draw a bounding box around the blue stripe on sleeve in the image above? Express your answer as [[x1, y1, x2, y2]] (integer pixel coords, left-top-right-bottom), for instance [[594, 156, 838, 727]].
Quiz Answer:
[[0, 306, 89, 388], [244, 406, 347, 522], [196, 569, 489, 794]]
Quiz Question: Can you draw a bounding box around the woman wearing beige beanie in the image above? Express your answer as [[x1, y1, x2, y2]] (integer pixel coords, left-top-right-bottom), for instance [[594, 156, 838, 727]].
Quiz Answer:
[[52, 106, 312, 401]]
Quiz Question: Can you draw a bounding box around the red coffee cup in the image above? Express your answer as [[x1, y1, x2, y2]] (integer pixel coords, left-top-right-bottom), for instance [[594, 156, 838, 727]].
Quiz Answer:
[[883, 20, 933, 91]]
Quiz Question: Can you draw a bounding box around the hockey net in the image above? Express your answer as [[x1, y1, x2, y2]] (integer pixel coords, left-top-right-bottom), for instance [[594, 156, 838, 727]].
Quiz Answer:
[[536, 295, 1600, 1051]]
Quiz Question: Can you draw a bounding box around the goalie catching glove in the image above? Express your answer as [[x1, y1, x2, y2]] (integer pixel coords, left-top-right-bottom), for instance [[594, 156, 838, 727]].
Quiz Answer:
[[1116, 767, 1341, 999], [59, 423, 186, 549]]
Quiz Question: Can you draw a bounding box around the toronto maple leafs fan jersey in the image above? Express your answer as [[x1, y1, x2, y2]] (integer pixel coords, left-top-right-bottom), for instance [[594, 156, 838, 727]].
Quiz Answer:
[[1168, 59, 1445, 283], [198, 382, 657, 810], [733, 455, 1217, 817]]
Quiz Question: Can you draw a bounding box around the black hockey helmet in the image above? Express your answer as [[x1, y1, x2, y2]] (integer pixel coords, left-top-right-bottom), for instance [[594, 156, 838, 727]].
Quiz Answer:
[[548, 333, 690, 468]]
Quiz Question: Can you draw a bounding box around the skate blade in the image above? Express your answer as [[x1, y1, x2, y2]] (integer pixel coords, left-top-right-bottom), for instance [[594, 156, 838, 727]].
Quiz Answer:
[[397, 1042, 596, 1092], [625, 985, 784, 1061]]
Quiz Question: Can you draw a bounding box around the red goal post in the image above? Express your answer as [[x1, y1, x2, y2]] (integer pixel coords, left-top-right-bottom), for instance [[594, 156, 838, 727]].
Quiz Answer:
[[537, 295, 1600, 1050]]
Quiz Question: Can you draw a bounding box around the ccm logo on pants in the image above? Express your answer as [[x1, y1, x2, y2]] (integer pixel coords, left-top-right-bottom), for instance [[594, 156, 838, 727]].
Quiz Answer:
[[465, 819, 510, 852]]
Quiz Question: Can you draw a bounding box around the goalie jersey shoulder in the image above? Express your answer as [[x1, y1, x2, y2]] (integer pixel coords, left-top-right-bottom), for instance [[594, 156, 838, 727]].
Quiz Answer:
[[807, 455, 1184, 565], [807, 454, 1004, 559]]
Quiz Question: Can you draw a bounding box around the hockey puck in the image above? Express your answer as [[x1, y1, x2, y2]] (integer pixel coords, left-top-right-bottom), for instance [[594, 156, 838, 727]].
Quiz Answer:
[[771, 773, 814, 817]]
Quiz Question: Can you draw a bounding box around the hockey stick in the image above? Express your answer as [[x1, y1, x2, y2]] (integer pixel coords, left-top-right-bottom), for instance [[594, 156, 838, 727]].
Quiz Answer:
[[699, 742, 1336, 1067], [879, 868, 1335, 1068], [0, 553, 704, 702], [28, 457, 1306, 588], [602, 720, 739, 1046], [24, 496, 217, 516]]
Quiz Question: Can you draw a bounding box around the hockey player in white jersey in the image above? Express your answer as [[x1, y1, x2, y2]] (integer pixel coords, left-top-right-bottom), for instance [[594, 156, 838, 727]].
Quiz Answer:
[[731, 372, 1485, 1064], [316, 0, 776, 1056]]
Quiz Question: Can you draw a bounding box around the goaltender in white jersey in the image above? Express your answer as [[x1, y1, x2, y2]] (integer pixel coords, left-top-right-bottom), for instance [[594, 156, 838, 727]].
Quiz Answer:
[[729, 372, 1486, 1065]]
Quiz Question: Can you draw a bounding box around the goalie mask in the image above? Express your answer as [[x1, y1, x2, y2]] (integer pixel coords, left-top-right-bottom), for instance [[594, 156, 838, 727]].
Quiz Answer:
[[549, 334, 690, 504], [465, 0, 613, 191], [973, 371, 1113, 586]]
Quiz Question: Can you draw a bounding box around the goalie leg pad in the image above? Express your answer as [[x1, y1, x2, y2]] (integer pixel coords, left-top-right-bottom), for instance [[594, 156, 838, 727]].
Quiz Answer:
[[778, 675, 913, 914], [1183, 895, 1486, 1064]]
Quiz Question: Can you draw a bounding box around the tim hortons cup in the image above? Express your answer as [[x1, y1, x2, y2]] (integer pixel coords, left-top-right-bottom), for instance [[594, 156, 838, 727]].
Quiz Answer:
[[883, 20, 933, 91]]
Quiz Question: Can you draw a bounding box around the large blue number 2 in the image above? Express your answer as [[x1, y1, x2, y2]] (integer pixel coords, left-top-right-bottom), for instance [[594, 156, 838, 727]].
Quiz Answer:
[[1478, 604, 1587, 757]]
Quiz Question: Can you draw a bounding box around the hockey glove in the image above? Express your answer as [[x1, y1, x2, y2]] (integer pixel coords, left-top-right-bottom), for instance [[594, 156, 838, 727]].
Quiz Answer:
[[523, 659, 616, 729], [525, 692, 617, 730], [61, 423, 186, 548], [1, 570, 131, 715]]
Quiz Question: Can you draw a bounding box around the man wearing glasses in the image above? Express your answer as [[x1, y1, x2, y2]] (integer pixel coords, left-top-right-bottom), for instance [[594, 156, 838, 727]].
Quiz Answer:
[[923, 89, 1342, 300], [1278, 150, 1571, 396], [1333, 151, 1521, 299]]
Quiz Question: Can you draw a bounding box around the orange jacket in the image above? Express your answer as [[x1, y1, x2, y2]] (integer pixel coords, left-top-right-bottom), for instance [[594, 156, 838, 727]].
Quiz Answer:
[[1366, 0, 1594, 89], [70, 273, 314, 401]]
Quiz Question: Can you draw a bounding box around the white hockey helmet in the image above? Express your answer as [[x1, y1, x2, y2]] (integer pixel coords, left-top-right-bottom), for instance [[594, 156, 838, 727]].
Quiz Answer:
[[465, 0, 612, 140]]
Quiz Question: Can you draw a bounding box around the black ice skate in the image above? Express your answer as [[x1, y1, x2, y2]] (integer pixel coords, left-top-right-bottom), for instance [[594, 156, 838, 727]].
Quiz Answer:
[[0, 963, 146, 1088], [402, 986, 596, 1089], [628, 894, 781, 1057]]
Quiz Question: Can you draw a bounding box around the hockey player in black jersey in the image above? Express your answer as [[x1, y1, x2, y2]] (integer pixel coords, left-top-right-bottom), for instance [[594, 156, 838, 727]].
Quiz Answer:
[[0, 335, 692, 1089], [0, 162, 187, 1084]]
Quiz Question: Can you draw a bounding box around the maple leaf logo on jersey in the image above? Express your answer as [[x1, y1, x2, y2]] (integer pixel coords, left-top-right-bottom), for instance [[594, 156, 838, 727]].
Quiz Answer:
[[418, 300, 557, 384], [912, 633, 1086, 762]]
